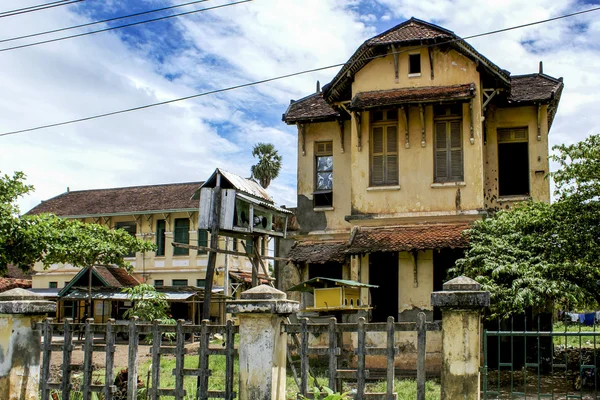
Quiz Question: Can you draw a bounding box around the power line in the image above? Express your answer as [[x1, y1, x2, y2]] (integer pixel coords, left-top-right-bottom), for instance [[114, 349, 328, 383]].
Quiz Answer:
[[0, 0, 211, 44], [1, 5, 599, 138], [0, 0, 82, 19], [0, 0, 69, 15], [0, 0, 251, 52]]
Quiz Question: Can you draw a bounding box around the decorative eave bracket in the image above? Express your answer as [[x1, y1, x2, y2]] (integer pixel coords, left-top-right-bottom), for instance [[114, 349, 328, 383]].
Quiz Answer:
[[391, 44, 399, 83], [469, 98, 475, 145], [537, 103, 542, 141], [401, 106, 409, 148], [297, 123, 306, 156], [354, 111, 362, 151], [337, 118, 345, 153], [419, 104, 425, 147]]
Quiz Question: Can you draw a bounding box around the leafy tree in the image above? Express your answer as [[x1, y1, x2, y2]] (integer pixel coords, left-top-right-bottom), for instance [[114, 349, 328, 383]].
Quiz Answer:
[[123, 284, 176, 342], [250, 142, 282, 189], [451, 134, 600, 319]]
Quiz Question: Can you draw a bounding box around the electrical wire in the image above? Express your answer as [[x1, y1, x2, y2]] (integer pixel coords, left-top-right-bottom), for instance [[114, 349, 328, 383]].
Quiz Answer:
[[1, 5, 599, 138], [0, 0, 251, 52], [0, 0, 69, 15], [0, 0, 82, 19], [0, 0, 212, 44]]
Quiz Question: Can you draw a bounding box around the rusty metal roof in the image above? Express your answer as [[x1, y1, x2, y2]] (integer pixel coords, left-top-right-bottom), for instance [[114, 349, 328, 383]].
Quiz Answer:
[[283, 92, 340, 124], [200, 168, 274, 203], [346, 223, 471, 254]]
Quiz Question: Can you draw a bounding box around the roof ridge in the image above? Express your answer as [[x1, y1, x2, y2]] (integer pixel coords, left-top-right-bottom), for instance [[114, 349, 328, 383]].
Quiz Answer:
[[367, 17, 455, 45], [51, 181, 205, 195], [512, 72, 563, 84]]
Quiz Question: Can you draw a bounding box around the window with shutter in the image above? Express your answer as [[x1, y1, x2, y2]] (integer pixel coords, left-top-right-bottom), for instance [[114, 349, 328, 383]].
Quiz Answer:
[[434, 106, 464, 182], [497, 127, 529, 196], [197, 229, 208, 255], [370, 119, 399, 186], [314, 141, 333, 207], [173, 218, 190, 256], [156, 220, 166, 256], [115, 221, 137, 257]]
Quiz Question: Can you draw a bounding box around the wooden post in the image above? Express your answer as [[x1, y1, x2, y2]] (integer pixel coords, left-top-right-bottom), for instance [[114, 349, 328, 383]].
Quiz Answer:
[[386, 316, 395, 400], [151, 320, 161, 400], [224, 320, 235, 400], [61, 319, 74, 400], [252, 236, 260, 287], [203, 172, 222, 320], [174, 320, 185, 400], [82, 318, 94, 400], [300, 318, 309, 397], [328, 318, 338, 391], [41, 318, 53, 400], [417, 313, 426, 400], [105, 319, 116, 400], [127, 317, 140, 400], [357, 317, 366, 398]]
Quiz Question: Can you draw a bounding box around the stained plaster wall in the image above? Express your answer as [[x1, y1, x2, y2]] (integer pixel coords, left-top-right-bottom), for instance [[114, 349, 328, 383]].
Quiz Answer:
[[348, 47, 485, 216], [484, 104, 551, 211], [296, 120, 352, 233]]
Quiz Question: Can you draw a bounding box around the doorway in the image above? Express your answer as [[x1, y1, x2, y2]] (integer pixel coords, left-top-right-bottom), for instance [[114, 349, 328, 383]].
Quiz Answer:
[[369, 252, 399, 322]]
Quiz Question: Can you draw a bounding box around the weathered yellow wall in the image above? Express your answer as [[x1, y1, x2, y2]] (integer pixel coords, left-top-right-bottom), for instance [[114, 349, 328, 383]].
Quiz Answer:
[[349, 48, 485, 216], [484, 104, 551, 210], [399, 250, 433, 315], [296, 120, 352, 232]]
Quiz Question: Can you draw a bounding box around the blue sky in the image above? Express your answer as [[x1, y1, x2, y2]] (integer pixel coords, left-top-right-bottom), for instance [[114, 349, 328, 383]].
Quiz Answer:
[[0, 0, 598, 213]]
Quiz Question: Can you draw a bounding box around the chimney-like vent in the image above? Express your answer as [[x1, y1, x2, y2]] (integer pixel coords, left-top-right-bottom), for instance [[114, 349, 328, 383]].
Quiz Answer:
[[316, 80, 321, 93], [539, 61, 543, 74]]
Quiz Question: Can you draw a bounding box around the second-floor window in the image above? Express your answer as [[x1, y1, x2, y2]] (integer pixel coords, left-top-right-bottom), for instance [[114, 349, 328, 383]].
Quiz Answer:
[[434, 104, 463, 182], [156, 220, 166, 256], [115, 221, 137, 257], [197, 229, 208, 255], [409, 53, 421, 75], [173, 218, 190, 256], [172, 279, 188, 286], [370, 109, 398, 186], [49, 282, 58, 289], [314, 141, 333, 207], [497, 127, 529, 196]]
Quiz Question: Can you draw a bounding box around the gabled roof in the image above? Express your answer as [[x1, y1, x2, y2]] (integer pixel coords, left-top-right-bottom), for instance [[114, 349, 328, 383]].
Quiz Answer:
[[323, 18, 511, 103], [345, 223, 471, 254], [27, 181, 203, 217], [282, 92, 340, 124], [59, 265, 139, 297]]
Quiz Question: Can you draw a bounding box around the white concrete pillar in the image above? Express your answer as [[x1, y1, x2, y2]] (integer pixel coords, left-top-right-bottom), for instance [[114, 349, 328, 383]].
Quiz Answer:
[[227, 285, 299, 400], [0, 288, 56, 400], [431, 276, 490, 400]]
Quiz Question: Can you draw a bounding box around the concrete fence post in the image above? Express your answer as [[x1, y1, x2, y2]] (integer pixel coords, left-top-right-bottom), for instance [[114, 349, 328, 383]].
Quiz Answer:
[[227, 284, 299, 400], [431, 276, 490, 400], [0, 288, 56, 400]]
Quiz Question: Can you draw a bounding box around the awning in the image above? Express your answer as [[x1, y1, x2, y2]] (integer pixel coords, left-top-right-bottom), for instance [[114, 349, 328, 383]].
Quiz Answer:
[[346, 223, 471, 254], [287, 241, 348, 264], [62, 289, 197, 301], [29, 288, 59, 298], [350, 83, 475, 110], [287, 277, 378, 293]]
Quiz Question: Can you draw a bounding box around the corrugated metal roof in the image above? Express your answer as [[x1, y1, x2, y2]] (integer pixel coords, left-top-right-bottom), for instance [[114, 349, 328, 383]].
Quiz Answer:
[[218, 169, 273, 202], [236, 193, 294, 215], [287, 277, 378, 293], [63, 289, 196, 301]]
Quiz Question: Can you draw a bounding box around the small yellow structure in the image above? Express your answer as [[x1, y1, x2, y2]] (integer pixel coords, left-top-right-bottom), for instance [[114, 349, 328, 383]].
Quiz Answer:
[[288, 277, 377, 312]]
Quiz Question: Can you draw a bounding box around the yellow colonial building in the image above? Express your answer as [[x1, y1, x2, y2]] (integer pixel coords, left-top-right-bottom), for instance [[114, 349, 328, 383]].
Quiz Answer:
[[26, 176, 270, 322], [282, 18, 563, 324]]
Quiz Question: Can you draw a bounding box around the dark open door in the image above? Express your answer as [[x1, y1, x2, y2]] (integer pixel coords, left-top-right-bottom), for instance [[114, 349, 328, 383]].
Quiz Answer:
[[369, 252, 399, 322]]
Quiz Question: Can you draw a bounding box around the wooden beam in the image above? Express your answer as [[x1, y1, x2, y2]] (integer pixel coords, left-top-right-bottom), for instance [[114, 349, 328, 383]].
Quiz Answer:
[[202, 172, 222, 320], [172, 242, 290, 262]]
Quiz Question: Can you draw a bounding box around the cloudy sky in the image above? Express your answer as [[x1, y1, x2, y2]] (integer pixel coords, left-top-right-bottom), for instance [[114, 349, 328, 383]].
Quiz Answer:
[[1, 0, 598, 213]]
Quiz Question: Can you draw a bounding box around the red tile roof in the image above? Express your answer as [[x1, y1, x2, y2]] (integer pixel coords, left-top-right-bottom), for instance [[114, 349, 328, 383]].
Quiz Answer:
[[229, 270, 271, 284], [367, 19, 453, 46], [350, 84, 474, 109], [509, 74, 563, 104], [0, 278, 32, 293], [287, 241, 348, 264], [283, 92, 340, 124], [346, 223, 471, 254], [26, 182, 203, 217], [94, 265, 140, 287]]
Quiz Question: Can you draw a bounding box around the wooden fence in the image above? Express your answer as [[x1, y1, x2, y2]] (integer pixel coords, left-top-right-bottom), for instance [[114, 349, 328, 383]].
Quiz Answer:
[[283, 313, 441, 400], [39, 317, 237, 400]]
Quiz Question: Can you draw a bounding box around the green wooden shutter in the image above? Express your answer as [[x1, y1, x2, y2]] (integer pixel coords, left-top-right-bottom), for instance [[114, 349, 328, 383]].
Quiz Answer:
[[371, 126, 385, 185], [156, 220, 166, 256], [197, 229, 208, 255], [173, 218, 190, 256], [386, 125, 398, 184]]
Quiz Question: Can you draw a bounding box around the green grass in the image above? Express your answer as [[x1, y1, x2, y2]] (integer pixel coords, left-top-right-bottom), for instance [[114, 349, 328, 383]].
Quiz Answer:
[[553, 322, 600, 348]]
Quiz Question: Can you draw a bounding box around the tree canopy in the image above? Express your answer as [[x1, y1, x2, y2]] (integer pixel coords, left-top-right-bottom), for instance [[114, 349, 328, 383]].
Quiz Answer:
[[451, 134, 600, 318], [0, 171, 155, 274], [250, 142, 282, 189]]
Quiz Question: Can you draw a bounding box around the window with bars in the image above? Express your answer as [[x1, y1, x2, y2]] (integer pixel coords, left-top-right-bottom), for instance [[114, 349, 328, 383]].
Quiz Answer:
[[49, 282, 58, 289], [497, 127, 529, 196], [156, 220, 166, 256], [370, 122, 398, 186], [314, 141, 333, 207], [197, 229, 208, 255], [173, 218, 190, 256], [172, 279, 188, 286], [154, 279, 164, 287], [434, 105, 463, 182]]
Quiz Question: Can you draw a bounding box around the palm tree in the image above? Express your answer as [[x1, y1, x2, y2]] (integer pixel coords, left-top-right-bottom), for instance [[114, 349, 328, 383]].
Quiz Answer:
[[250, 143, 282, 189]]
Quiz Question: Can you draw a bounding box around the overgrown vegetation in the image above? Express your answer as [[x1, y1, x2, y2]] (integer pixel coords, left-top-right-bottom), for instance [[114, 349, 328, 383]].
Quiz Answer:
[[451, 134, 600, 318]]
